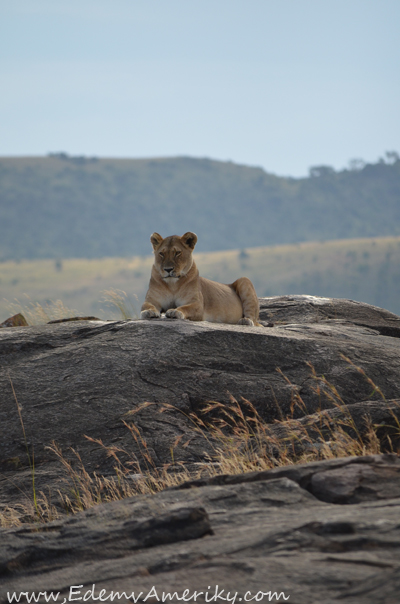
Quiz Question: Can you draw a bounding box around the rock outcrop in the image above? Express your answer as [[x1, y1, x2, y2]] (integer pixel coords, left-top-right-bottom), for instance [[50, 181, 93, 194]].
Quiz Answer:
[[0, 313, 28, 328], [2, 454, 400, 603], [1, 295, 400, 602]]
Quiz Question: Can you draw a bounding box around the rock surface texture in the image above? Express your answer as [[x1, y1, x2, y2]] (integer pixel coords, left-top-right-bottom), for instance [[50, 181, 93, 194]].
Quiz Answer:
[[1, 295, 400, 602], [1, 455, 400, 603]]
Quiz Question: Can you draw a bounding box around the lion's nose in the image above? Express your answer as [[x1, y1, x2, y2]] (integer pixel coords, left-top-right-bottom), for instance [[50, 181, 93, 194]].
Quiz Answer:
[[164, 267, 174, 274]]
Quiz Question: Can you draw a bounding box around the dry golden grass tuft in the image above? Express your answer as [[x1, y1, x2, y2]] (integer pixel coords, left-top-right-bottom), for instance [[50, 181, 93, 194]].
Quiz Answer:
[[4, 296, 79, 325], [3, 289, 139, 326], [100, 288, 139, 320], [2, 359, 398, 528]]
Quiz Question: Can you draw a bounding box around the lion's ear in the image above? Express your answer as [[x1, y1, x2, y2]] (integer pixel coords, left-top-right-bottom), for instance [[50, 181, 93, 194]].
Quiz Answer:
[[181, 232, 198, 249], [150, 232, 163, 250]]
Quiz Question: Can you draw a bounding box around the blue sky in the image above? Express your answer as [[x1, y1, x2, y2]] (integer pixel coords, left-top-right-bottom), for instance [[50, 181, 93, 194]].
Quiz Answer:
[[1, 0, 399, 176]]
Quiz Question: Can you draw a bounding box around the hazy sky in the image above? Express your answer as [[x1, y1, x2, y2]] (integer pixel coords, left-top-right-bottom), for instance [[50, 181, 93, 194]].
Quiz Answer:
[[1, 0, 399, 176]]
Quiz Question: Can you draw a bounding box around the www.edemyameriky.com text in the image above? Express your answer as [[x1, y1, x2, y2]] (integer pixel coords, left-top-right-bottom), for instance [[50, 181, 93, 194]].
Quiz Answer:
[[6, 584, 290, 603]]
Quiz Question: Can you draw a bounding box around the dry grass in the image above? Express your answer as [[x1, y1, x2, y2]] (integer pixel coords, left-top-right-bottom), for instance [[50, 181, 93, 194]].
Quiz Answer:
[[2, 289, 139, 325], [194, 364, 385, 475], [0, 494, 60, 528], [100, 289, 140, 320], [1, 376, 62, 528], [3, 296, 79, 325], [2, 359, 398, 528]]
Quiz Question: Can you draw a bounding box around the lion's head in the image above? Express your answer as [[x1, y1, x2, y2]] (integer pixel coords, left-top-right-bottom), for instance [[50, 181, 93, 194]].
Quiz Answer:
[[150, 232, 198, 280]]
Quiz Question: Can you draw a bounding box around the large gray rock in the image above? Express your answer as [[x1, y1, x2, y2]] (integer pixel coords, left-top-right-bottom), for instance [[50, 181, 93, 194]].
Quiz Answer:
[[1, 296, 400, 602], [1, 454, 400, 603], [1, 295, 400, 510]]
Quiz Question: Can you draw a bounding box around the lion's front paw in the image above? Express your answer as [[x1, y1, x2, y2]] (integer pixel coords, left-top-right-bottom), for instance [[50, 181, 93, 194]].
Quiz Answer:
[[237, 317, 254, 326], [141, 309, 161, 319], [165, 308, 185, 320]]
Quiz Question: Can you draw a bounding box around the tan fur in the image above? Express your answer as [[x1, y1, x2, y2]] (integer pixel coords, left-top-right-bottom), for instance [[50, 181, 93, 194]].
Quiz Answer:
[[141, 232, 261, 326]]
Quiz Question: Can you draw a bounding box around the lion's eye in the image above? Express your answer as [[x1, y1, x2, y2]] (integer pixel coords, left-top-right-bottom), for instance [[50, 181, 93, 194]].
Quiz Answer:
[[159, 252, 164, 258], [175, 251, 181, 257]]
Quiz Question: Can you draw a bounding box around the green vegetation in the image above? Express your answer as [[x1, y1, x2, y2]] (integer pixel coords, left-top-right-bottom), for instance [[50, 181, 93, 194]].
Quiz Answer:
[[0, 153, 399, 261], [1, 236, 400, 322]]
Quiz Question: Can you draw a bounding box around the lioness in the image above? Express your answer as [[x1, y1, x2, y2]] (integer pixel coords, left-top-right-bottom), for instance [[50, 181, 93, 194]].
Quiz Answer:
[[141, 232, 261, 326]]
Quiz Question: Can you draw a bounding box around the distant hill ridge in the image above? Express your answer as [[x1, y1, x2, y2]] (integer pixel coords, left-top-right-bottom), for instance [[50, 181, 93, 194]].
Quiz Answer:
[[0, 153, 399, 261]]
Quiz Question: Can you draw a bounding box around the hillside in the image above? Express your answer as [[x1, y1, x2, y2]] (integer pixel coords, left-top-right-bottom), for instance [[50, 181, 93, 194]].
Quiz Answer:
[[0, 153, 399, 261], [1, 236, 399, 322]]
